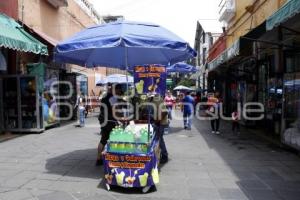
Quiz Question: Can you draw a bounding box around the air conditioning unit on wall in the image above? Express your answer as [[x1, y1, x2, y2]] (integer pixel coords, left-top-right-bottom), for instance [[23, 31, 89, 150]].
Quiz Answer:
[[47, 0, 68, 8]]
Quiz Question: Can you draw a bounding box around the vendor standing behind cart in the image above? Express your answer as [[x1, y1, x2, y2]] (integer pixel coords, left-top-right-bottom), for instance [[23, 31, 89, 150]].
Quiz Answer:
[[150, 94, 169, 164], [96, 84, 123, 166]]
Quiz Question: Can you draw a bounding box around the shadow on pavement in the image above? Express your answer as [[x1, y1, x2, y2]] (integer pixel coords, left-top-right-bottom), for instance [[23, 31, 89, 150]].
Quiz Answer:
[[45, 148, 103, 179], [167, 126, 184, 135], [192, 116, 300, 200]]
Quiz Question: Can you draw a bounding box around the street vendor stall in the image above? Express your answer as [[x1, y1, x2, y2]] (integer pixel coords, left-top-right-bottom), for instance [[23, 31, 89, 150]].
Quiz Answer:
[[103, 122, 160, 192], [103, 64, 167, 192], [54, 20, 196, 192]]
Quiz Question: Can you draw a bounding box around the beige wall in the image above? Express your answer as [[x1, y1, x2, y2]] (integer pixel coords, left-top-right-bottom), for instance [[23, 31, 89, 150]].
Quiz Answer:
[[226, 0, 288, 47], [18, 0, 106, 95], [18, 0, 96, 41]]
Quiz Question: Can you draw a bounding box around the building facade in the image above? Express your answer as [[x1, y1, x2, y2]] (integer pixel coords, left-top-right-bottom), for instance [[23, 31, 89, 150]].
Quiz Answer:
[[18, 0, 105, 95], [193, 21, 214, 93], [0, 0, 106, 133], [208, 0, 300, 150]]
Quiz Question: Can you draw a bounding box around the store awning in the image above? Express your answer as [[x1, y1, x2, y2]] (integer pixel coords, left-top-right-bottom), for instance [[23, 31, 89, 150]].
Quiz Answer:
[[0, 14, 48, 55], [208, 39, 240, 71], [266, 0, 300, 31]]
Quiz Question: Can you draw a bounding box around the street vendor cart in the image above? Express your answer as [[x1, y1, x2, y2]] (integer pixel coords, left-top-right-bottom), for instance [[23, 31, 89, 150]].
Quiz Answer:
[[54, 20, 196, 193], [103, 121, 160, 193]]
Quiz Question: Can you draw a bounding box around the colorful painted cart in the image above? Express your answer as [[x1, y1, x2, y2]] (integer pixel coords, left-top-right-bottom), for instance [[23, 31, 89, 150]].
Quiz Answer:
[[102, 123, 160, 193]]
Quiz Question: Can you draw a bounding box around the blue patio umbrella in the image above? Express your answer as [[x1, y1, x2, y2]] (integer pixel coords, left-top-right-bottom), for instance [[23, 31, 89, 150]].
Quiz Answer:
[[166, 62, 197, 73], [96, 74, 134, 86], [54, 20, 196, 143], [54, 20, 196, 69]]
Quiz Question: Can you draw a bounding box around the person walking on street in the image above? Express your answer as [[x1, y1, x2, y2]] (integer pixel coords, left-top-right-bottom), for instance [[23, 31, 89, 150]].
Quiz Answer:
[[194, 92, 201, 116], [207, 92, 221, 134], [232, 107, 240, 135], [164, 90, 174, 120], [182, 91, 194, 130], [78, 99, 86, 127]]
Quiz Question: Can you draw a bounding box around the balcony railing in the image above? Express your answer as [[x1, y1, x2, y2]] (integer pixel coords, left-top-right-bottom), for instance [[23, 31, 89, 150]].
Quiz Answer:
[[219, 0, 236, 23]]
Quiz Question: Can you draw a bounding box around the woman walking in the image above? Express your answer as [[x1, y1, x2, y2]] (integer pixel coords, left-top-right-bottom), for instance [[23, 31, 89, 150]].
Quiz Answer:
[[164, 90, 175, 120], [207, 92, 221, 134]]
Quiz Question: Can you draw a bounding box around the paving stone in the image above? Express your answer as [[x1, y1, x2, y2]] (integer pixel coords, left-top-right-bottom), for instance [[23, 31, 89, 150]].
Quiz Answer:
[[37, 191, 74, 200], [208, 171, 238, 180], [277, 190, 300, 200], [218, 188, 249, 200], [186, 178, 215, 188], [244, 189, 282, 200], [0, 189, 33, 200], [22, 180, 55, 190], [237, 180, 270, 190], [262, 180, 300, 191], [36, 173, 62, 181], [27, 189, 55, 198], [2, 178, 33, 188], [185, 171, 210, 179], [212, 179, 240, 189], [188, 188, 221, 200], [254, 171, 284, 181], [12, 171, 40, 180], [0, 115, 299, 199]]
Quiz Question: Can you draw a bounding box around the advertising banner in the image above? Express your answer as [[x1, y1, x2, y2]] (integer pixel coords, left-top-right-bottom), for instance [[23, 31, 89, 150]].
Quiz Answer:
[[103, 140, 160, 188], [134, 64, 166, 96]]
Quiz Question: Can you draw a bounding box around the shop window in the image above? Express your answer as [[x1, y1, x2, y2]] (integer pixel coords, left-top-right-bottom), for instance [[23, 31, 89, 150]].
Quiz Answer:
[[283, 72, 300, 148], [258, 64, 267, 104], [268, 55, 275, 77], [285, 52, 300, 73], [0, 48, 8, 72]]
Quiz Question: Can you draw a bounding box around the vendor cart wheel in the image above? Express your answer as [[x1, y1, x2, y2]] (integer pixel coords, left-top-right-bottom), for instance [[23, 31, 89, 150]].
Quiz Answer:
[[142, 186, 151, 193], [105, 183, 111, 191]]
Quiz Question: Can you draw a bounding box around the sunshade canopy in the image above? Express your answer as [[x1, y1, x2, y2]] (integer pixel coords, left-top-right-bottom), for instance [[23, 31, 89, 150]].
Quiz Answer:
[[0, 14, 48, 55], [54, 20, 196, 69], [167, 62, 197, 73], [96, 74, 134, 85], [174, 85, 194, 91]]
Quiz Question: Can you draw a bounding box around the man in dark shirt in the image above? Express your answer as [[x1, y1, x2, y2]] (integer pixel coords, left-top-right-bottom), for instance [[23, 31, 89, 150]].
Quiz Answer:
[[96, 84, 122, 166]]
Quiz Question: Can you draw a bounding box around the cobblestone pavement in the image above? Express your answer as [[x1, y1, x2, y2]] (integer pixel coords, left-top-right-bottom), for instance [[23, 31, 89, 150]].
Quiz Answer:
[[0, 112, 300, 200]]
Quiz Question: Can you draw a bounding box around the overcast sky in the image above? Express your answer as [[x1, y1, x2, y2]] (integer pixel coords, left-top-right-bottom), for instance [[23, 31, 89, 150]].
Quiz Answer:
[[89, 0, 223, 46]]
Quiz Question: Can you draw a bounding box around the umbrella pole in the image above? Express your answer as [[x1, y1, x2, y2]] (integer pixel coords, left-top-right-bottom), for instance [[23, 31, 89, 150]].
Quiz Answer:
[[125, 48, 129, 94], [124, 48, 129, 124]]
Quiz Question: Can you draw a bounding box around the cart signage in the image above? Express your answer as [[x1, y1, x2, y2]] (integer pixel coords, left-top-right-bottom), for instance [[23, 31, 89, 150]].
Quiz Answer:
[[134, 64, 166, 95], [105, 154, 151, 169], [103, 140, 160, 188]]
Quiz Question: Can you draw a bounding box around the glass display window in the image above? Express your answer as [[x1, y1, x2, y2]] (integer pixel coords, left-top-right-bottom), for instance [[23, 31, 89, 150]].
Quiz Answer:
[[283, 72, 300, 149]]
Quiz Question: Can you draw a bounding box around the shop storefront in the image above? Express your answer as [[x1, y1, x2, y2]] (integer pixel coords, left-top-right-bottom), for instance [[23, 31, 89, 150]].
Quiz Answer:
[[256, 0, 300, 146], [282, 52, 300, 149], [208, 38, 256, 117], [0, 13, 48, 133]]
